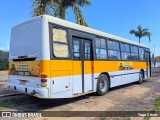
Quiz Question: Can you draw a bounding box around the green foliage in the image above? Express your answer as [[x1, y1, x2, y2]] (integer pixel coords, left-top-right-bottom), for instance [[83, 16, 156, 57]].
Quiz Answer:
[[0, 50, 8, 70], [0, 98, 25, 110], [99, 117, 131, 120], [99, 117, 108, 120], [0, 101, 12, 110], [153, 97, 160, 111], [32, 0, 91, 27], [0, 62, 8, 70], [129, 25, 151, 43], [144, 97, 160, 120]]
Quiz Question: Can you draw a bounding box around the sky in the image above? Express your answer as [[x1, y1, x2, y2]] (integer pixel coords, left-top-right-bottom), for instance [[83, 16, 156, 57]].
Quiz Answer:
[[0, 0, 160, 56]]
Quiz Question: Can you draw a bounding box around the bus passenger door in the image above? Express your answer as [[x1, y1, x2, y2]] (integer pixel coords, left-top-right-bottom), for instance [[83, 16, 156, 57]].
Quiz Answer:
[[72, 37, 93, 94], [145, 51, 151, 77], [83, 40, 93, 93]]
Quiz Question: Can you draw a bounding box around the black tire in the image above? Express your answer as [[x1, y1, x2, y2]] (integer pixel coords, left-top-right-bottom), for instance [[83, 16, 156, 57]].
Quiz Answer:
[[138, 71, 144, 84], [96, 74, 109, 96]]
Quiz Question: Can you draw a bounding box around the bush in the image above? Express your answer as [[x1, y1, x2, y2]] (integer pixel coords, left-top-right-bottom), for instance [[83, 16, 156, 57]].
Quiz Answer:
[[0, 50, 9, 71], [0, 62, 8, 70]]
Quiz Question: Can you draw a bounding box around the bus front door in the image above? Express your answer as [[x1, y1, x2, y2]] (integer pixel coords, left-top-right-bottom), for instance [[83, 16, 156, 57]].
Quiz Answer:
[[72, 37, 93, 94]]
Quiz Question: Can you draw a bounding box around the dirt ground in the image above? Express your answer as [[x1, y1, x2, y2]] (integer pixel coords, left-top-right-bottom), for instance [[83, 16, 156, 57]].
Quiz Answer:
[[0, 68, 160, 120]]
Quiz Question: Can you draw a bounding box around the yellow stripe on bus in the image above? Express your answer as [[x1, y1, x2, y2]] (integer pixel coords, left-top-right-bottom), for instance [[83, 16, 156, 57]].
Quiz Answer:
[[41, 60, 147, 78], [9, 60, 148, 78]]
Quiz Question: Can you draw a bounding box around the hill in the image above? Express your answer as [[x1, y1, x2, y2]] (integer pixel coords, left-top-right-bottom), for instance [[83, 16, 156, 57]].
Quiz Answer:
[[0, 50, 9, 70]]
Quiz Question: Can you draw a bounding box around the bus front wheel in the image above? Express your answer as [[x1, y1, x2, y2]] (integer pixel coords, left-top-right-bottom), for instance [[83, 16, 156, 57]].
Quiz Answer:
[[96, 74, 109, 96]]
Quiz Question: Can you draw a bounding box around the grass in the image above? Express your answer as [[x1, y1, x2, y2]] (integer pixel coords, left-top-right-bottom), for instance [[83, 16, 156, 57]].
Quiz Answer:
[[153, 97, 160, 111], [99, 117, 131, 120], [99, 117, 108, 120], [0, 101, 12, 110], [0, 98, 25, 110], [144, 96, 160, 120]]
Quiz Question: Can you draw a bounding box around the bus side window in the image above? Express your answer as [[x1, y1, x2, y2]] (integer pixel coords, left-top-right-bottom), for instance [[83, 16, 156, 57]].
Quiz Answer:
[[121, 43, 131, 60], [52, 28, 69, 58], [130, 45, 139, 61], [95, 38, 107, 59], [139, 47, 145, 61], [108, 40, 121, 60]]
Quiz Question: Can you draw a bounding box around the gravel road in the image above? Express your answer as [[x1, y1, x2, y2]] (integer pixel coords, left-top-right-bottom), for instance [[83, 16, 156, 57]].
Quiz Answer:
[[0, 68, 160, 120]]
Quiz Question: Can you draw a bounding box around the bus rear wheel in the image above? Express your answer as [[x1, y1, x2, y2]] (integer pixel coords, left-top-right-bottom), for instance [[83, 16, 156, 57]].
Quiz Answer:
[[138, 71, 144, 84], [96, 74, 109, 96]]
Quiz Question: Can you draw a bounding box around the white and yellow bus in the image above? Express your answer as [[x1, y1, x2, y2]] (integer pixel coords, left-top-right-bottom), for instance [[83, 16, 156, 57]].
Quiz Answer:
[[8, 15, 151, 99]]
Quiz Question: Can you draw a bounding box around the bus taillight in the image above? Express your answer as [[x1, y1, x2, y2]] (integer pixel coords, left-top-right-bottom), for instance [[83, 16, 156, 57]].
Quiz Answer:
[[41, 79, 47, 82], [41, 74, 47, 78], [41, 79, 47, 87], [41, 83, 47, 87], [41, 74, 47, 87]]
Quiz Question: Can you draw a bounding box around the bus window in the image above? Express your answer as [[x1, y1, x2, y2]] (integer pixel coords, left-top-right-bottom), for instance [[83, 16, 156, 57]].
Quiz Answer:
[[108, 40, 114, 49], [121, 43, 131, 60], [73, 39, 80, 59], [52, 28, 69, 58], [108, 40, 120, 60], [139, 47, 145, 61], [121, 43, 125, 51], [53, 43, 69, 58], [114, 41, 120, 50], [95, 38, 107, 59], [53, 28, 67, 43], [85, 42, 91, 60], [125, 44, 130, 52], [131, 45, 139, 61]]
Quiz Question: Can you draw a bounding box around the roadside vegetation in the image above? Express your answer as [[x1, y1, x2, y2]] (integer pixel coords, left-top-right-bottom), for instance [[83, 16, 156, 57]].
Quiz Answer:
[[99, 117, 131, 120], [0, 62, 8, 71], [144, 96, 160, 120], [0, 50, 8, 70], [0, 98, 25, 110], [153, 97, 160, 111], [0, 101, 12, 110]]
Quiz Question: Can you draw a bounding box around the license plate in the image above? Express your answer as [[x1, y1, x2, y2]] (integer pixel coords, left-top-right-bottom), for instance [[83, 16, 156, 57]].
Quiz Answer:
[[19, 80, 27, 85]]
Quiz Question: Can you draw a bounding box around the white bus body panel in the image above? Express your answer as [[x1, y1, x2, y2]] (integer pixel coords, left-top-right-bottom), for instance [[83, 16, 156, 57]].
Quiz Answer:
[[8, 17, 51, 99]]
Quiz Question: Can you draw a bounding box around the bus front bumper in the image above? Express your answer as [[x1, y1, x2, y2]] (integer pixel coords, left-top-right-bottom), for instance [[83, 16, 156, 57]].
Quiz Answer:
[[7, 83, 49, 99]]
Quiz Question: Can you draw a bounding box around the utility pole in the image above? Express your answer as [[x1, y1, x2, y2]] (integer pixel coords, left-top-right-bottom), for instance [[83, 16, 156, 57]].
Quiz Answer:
[[154, 45, 156, 57]]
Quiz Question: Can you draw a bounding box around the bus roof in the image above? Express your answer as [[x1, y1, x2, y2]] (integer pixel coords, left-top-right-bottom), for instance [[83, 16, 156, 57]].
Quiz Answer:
[[14, 15, 149, 48]]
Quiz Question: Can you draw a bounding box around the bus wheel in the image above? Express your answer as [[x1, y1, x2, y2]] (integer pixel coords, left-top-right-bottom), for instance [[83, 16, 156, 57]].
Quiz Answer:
[[96, 74, 109, 96], [138, 71, 144, 84]]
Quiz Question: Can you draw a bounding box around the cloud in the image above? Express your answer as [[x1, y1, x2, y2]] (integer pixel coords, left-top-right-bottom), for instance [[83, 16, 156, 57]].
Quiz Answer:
[[6, 47, 9, 51], [0, 47, 5, 50], [0, 46, 9, 51]]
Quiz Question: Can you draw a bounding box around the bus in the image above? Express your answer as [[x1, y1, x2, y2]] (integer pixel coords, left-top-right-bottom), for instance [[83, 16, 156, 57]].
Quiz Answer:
[[8, 15, 151, 99]]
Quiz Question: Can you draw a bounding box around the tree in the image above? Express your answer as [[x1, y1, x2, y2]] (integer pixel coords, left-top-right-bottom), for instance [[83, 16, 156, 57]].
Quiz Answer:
[[32, 0, 91, 26], [0, 50, 9, 70], [129, 25, 151, 43]]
